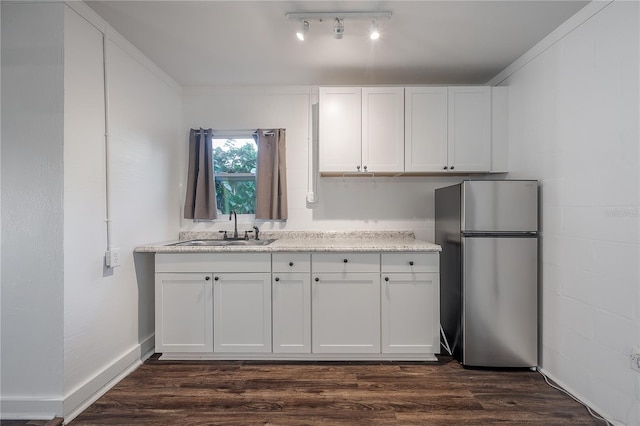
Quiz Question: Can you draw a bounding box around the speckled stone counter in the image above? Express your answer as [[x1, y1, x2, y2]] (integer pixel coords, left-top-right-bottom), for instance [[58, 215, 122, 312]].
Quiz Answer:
[[135, 230, 441, 253]]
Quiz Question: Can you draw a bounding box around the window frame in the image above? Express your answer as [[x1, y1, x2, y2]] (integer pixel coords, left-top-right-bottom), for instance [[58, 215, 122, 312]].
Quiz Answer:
[[211, 133, 257, 222]]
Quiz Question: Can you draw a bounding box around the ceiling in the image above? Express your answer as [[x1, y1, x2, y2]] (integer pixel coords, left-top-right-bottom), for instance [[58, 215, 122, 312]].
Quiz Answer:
[[86, 1, 590, 87]]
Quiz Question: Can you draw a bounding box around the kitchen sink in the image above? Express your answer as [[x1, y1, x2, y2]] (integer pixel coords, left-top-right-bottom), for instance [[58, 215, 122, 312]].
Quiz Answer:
[[168, 238, 276, 247]]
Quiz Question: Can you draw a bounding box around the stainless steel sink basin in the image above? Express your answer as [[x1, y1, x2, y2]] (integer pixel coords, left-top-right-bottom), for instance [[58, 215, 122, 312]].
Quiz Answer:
[[168, 238, 276, 247]]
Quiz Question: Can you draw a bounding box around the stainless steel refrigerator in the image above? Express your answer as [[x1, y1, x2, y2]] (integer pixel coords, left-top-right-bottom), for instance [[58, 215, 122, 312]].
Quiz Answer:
[[435, 180, 538, 368]]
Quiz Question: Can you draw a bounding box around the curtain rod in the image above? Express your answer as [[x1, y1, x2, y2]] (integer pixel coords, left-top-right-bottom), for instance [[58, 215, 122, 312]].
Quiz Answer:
[[194, 129, 275, 137]]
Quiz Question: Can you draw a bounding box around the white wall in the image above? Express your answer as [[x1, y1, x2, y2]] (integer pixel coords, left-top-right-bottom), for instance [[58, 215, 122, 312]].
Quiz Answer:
[[1, 2, 182, 420], [501, 1, 639, 424], [1, 3, 66, 418], [62, 4, 182, 419], [181, 87, 462, 240]]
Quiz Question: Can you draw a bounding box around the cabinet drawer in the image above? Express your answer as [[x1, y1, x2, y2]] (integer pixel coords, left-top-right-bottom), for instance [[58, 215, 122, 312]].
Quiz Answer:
[[312, 253, 379, 273], [273, 253, 311, 273], [381, 253, 439, 273], [156, 253, 271, 273]]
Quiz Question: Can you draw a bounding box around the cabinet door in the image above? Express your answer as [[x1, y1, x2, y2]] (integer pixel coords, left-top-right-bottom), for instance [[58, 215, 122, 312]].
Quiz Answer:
[[155, 273, 213, 353], [381, 273, 439, 354], [404, 87, 448, 172], [447, 86, 491, 172], [272, 272, 311, 353], [319, 87, 362, 172], [312, 273, 380, 353], [362, 87, 404, 172], [214, 273, 271, 353]]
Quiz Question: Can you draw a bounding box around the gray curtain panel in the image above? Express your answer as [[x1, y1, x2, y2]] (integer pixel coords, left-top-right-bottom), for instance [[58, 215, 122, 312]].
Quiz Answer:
[[254, 129, 288, 220], [184, 128, 217, 220]]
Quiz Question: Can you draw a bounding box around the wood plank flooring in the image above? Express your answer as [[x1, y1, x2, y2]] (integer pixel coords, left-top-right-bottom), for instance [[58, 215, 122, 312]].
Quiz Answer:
[[68, 355, 602, 425]]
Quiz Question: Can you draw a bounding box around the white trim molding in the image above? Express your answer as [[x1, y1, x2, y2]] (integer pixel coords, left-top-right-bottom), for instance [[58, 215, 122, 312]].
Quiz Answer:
[[62, 336, 155, 422], [0, 337, 154, 421]]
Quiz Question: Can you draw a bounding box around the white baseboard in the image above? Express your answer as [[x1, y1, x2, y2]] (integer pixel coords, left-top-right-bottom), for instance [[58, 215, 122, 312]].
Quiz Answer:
[[62, 335, 155, 422], [1, 336, 155, 422]]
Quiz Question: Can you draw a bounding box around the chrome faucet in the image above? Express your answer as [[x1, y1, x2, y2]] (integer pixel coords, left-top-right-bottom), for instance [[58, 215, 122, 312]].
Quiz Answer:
[[229, 211, 238, 239]]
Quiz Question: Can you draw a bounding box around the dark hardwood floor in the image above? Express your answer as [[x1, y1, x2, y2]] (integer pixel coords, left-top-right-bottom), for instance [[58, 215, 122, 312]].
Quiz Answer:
[[68, 355, 602, 425]]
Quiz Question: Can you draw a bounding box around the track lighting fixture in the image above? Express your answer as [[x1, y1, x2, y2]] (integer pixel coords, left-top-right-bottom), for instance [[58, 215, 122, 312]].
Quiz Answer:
[[296, 20, 309, 41], [333, 18, 344, 39], [369, 19, 380, 40], [286, 11, 391, 41]]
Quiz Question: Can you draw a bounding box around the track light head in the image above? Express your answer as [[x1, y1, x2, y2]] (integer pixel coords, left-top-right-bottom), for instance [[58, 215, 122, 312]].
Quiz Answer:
[[369, 19, 380, 40], [333, 18, 344, 39], [296, 20, 309, 41]]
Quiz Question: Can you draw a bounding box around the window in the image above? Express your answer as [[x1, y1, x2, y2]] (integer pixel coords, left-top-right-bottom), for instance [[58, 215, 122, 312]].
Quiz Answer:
[[212, 137, 257, 215]]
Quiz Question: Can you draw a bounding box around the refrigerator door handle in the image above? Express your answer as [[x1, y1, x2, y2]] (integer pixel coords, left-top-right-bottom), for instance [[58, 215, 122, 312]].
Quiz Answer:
[[461, 231, 538, 238]]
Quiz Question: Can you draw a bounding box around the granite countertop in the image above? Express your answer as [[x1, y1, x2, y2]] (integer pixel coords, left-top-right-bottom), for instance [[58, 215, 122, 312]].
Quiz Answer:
[[135, 231, 441, 253]]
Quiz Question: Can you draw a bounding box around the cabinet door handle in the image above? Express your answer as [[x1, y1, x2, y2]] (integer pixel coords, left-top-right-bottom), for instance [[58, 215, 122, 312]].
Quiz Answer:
[[443, 166, 448, 170], [343, 258, 348, 263], [214, 276, 219, 281], [450, 166, 455, 170], [315, 277, 319, 282], [409, 261, 414, 266], [384, 277, 389, 282], [205, 276, 211, 281], [275, 277, 280, 282], [356, 165, 361, 171], [289, 261, 294, 267], [363, 165, 367, 171]]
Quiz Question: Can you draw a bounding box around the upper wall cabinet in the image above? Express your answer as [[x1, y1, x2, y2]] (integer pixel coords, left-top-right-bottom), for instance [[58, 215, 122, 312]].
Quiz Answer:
[[404, 87, 449, 172], [320, 85, 507, 174], [319, 87, 404, 173], [405, 86, 492, 173]]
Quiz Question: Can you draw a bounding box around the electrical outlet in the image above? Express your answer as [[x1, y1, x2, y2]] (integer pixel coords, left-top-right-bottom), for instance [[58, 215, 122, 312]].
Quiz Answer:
[[631, 347, 640, 373], [105, 248, 121, 268]]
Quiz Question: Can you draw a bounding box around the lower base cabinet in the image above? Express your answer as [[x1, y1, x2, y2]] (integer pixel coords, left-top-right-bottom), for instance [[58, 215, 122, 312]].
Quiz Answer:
[[154, 251, 439, 359], [381, 273, 440, 353], [272, 272, 311, 353], [155, 272, 213, 353], [312, 273, 381, 353], [214, 272, 271, 353]]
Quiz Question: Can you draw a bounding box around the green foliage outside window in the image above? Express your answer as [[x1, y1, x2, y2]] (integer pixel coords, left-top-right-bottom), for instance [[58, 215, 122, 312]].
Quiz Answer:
[[213, 139, 257, 214]]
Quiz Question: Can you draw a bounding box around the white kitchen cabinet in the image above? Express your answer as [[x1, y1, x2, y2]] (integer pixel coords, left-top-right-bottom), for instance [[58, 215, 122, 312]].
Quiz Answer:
[[312, 273, 381, 353], [311, 253, 381, 353], [381, 253, 439, 354], [155, 272, 213, 353], [319, 87, 404, 173], [381, 273, 439, 354], [318, 87, 362, 172], [491, 86, 509, 173], [447, 86, 492, 172], [154, 250, 439, 360], [214, 272, 272, 353], [405, 86, 493, 173], [404, 87, 448, 172], [272, 253, 311, 353], [155, 253, 271, 354], [362, 87, 405, 172]]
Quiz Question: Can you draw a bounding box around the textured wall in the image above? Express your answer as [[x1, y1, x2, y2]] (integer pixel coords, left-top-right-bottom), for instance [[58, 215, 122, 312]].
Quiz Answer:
[[503, 1, 640, 423], [1, 2, 66, 416]]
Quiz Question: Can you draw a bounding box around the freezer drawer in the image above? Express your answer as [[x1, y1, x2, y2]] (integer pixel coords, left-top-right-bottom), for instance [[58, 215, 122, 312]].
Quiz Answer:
[[462, 236, 538, 367], [462, 180, 538, 233]]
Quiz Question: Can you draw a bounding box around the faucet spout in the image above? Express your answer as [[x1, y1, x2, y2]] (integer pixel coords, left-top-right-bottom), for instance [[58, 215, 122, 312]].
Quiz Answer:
[[229, 211, 238, 239]]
